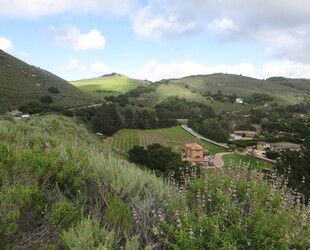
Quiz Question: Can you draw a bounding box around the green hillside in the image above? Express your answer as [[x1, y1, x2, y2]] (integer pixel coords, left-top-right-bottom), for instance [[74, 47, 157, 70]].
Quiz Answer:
[[268, 76, 310, 92], [71, 74, 150, 99], [0, 49, 97, 113], [132, 74, 309, 112]]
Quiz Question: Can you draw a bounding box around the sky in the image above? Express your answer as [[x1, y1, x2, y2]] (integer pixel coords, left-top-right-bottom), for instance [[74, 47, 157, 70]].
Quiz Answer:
[[1, 0, 310, 82]]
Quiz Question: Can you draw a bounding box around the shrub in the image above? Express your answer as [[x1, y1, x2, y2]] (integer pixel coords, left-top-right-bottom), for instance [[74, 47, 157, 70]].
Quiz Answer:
[[61, 218, 119, 250], [151, 165, 310, 249], [40, 95, 53, 103], [104, 195, 134, 234], [49, 202, 79, 230], [48, 87, 60, 94]]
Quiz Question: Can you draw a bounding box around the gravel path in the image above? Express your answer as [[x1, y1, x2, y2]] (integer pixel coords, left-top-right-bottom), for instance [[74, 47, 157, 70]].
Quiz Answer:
[[213, 152, 234, 167]]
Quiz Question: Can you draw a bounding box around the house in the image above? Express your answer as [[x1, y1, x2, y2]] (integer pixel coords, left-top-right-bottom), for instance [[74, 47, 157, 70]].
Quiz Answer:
[[183, 142, 209, 165], [269, 143, 301, 152], [21, 113, 30, 118], [245, 145, 254, 152], [257, 141, 271, 151], [235, 98, 244, 104]]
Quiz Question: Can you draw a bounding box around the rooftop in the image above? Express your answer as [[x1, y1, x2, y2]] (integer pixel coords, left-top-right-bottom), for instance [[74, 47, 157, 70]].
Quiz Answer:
[[234, 130, 257, 135], [270, 142, 301, 149], [185, 142, 204, 150]]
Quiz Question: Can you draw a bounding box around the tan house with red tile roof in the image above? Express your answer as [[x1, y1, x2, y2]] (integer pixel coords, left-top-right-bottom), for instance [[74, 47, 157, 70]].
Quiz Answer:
[[183, 142, 209, 165]]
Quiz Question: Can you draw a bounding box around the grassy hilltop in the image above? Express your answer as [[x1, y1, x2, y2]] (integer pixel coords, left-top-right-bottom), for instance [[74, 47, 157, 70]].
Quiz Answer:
[[71, 72, 310, 113], [130, 74, 310, 112], [71, 74, 150, 99], [0, 114, 309, 249], [0, 49, 97, 113]]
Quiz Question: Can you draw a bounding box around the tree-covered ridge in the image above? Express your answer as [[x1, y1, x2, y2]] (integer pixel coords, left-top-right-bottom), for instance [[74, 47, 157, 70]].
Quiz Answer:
[[0, 115, 309, 249]]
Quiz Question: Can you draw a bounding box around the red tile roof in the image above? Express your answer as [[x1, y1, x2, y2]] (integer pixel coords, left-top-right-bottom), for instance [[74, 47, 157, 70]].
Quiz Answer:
[[185, 142, 204, 150]]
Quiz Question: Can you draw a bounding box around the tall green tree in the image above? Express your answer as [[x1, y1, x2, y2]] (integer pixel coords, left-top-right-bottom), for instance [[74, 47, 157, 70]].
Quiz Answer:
[[92, 104, 121, 136], [276, 138, 310, 202]]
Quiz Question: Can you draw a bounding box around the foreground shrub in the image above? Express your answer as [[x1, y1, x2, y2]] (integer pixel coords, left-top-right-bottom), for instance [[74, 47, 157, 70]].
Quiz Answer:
[[150, 165, 310, 249], [49, 202, 79, 230], [61, 218, 118, 250]]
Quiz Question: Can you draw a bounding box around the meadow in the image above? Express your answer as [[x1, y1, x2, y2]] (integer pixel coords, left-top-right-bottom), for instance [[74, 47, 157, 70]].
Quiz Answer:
[[71, 75, 149, 99], [222, 153, 274, 169]]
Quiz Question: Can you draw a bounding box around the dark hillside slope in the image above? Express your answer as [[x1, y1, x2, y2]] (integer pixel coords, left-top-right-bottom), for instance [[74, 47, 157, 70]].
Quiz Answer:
[[0, 49, 97, 113], [268, 76, 310, 92]]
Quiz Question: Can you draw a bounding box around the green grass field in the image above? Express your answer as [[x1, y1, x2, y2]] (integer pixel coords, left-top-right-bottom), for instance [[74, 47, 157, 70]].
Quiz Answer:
[[104, 126, 227, 155], [71, 75, 149, 98], [222, 154, 274, 169], [145, 126, 194, 137], [130, 73, 309, 112]]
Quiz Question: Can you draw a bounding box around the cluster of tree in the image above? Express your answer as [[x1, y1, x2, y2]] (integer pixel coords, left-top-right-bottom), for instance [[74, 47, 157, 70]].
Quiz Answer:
[[105, 85, 157, 106], [127, 143, 190, 179], [188, 117, 231, 143], [40, 95, 53, 103], [19, 101, 73, 116], [75, 104, 177, 136], [262, 121, 310, 138], [285, 101, 310, 114], [276, 138, 310, 202], [249, 102, 310, 125], [201, 91, 238, 103], [93, 90, 121, 94], [247, 92, 273, 104], [229, 114, 256, 131], [155, 96, 216, 119]]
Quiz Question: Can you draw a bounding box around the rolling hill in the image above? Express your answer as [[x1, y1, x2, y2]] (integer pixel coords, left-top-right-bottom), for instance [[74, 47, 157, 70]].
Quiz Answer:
[[267, 76, 310, 92], [0, 49, 98, 113], [131, 73, 310, 112], [71, 74, 150, 99]]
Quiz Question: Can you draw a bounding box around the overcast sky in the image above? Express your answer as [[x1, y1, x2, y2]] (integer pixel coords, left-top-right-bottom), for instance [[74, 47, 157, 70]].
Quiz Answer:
[[1, 0, 310, 81]]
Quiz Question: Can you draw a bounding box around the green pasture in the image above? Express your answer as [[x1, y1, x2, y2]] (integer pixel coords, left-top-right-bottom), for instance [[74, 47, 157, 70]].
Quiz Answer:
[[71, 75, 149, 98], [145, 126, 194, 138], [222, 154, 274, 169]]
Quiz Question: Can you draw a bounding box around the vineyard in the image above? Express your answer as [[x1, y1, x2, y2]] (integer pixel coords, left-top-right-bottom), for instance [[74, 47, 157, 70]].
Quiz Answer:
[[103, 126, 227, 154]]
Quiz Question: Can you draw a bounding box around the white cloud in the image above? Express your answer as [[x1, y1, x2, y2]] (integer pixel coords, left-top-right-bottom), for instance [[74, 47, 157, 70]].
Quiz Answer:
[[60, 58, 85, 71], [47, 25, 106, 50], [0, 37, 14, 53], [91, 61, 109, 75], [134, 0, 206, 40], [258, 60, 310, 79], [134, 60, 255, 81], [0, 0, 139, 18], [133, 59, 310, 82], [208, 18, 238, 33], [133, 0, 310, 63]]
